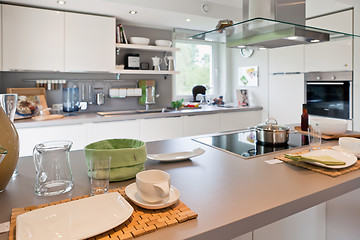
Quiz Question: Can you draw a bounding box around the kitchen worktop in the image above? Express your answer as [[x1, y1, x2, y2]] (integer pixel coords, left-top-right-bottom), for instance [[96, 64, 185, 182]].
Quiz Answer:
[[14, 106, 262, 129], [1, 136, 360, 240]]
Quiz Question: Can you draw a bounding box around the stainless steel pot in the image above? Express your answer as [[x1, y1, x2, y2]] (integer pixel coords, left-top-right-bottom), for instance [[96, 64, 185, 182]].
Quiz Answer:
[[254, 118, 290, 145]]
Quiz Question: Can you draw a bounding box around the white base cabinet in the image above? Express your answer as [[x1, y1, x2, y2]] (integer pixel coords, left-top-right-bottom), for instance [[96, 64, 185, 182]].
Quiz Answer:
[[139, 117, 183, 142], [183, 114, 220, 137], [220, 111, 261, 132]]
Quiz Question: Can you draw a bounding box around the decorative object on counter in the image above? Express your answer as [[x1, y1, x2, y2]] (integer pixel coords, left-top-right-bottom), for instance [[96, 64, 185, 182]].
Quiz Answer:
[[9, 187, 198, 240], [236, 89, 249, 107], [151, 56, 162, 70], [33, 140, 74, 196], [63, 86, 79, 112], [84, 139, 147, 182], [138, 80, 156, 108], [129, 37, 150, 45], [155, 40, 172, 47], [0, 105, 19, 192], [140, 62, 149, 70], [124, 53, 140, 69], [192, 85, 206, 102], [171, 98, 184, 110], [212, 96, 225, 106], [294, 127, 360, 140], [301, 104, 309, 131], [7, 88, 49, 120], [238, 66, 258, 87], [116, 24, 128, 44], [164, 55, 175, 71], [275, 147, 360, 177]]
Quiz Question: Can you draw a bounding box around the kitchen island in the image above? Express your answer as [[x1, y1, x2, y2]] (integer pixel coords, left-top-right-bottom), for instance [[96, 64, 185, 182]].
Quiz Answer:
[[1, 136, 359, 240]]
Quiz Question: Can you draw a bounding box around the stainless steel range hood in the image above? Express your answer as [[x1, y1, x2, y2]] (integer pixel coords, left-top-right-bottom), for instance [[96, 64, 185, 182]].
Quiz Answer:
[[190, 0, 358, 49]]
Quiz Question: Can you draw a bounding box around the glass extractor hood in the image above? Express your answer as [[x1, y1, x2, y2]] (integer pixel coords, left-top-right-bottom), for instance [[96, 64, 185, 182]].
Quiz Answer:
[[189, 17, 360, 49]]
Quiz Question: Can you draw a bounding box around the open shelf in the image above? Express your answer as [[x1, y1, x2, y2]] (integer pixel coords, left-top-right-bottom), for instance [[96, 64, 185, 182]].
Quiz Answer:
[[114, 68, 179, 75], [115, 43, 180, 52]]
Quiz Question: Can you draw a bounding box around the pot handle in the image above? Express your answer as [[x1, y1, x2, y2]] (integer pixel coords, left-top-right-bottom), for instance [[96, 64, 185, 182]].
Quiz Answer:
[[265, 118, 278, 126]]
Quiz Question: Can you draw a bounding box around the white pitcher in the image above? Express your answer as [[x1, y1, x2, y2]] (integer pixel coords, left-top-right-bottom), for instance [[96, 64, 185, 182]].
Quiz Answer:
[[151, 56, 162, 70]]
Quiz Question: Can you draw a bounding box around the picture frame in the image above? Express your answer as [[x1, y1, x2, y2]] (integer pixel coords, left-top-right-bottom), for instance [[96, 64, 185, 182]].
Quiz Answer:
[[238, 66, 258, 87], [6, 88, 49, 120], [236, 89, 249, 107]]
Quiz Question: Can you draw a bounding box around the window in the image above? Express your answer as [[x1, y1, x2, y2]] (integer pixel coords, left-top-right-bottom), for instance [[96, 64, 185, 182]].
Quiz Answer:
[[174, 40, 215, 98]]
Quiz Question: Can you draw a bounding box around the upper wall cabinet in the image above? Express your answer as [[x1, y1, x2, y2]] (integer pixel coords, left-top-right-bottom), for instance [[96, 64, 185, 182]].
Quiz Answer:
[[269, 45, 304, 73], [65, 12, 115, 72], [307, 10, 353, 35], [2, 5, 65, 71]]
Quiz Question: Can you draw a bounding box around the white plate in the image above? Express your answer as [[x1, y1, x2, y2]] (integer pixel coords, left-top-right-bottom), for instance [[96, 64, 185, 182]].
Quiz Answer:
[[16, 192, 133, 240], [125, 183, 180, 209], [147, 148, 205, 161], [301, 149, 357, 169], [332, 145, 360, 158]]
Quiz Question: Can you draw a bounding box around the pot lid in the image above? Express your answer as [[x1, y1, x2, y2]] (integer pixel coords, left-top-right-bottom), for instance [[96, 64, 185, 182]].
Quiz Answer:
[[256, 118, 289, 131]]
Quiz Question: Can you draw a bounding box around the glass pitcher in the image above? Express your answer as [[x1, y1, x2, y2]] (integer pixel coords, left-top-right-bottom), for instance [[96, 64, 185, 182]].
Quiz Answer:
[[33, 140, 74, 196]]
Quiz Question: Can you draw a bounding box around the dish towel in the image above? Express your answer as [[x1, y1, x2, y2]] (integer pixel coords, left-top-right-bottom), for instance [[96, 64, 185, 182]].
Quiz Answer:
[[284, 154, 346, 166]]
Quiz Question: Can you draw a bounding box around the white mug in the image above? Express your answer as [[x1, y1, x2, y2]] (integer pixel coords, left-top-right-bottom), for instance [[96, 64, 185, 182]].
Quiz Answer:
[[339, 137, 360, 155], [136, 169, 170, 203]]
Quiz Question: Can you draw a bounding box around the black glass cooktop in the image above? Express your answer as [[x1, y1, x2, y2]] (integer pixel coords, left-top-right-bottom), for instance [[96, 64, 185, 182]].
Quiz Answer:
[[193, 130, 309, 159]]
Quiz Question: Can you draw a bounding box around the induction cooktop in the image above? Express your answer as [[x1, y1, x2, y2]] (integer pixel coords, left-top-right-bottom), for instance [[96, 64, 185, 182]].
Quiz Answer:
[[193, 130, 309, 159]]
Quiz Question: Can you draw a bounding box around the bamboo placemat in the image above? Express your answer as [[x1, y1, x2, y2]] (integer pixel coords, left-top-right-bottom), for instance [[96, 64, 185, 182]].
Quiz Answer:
[[275, 148, 360, 177], [9, 186, 198, 240]]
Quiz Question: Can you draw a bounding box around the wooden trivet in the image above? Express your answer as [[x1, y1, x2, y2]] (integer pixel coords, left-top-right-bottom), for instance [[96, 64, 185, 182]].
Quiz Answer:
[[275, 147, 360, 177], [294, 126, 360, 140], [9, 186, 198, 240]]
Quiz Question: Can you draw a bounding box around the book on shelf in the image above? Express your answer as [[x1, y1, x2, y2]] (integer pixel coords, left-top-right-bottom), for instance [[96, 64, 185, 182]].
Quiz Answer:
[[116, 24, 128, 44]]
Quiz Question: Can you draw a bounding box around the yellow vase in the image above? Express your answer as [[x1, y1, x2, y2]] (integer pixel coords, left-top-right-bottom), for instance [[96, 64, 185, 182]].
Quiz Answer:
[[0, 107, 19, 192]]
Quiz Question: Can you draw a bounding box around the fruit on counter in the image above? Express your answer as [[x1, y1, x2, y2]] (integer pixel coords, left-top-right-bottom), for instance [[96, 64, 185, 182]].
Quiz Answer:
[[171, 98, 184, 109]]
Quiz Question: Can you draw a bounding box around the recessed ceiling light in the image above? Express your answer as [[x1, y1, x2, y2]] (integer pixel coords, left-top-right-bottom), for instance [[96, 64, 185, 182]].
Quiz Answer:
[[237, 45, 245, 48], [311, 39, 320, 43], [186, 19, 191, 22], [129, 10, 138, 15], [259, 47, 266, 50], [287, 36, 298, 40], [57, 0, 66, 4]]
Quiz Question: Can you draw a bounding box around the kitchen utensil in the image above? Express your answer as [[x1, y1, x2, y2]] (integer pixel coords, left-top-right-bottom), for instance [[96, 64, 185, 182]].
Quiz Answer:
[[254, 118, 291, 145], [33, 140, 74, 196], [164, 56, 175, 71], [63, 86, 79, 112], [125, 183, 180, 209], [87, 81, 94, 104], [136, 170, 170, 203], [310, 118, 348, 135], [129, 37, 150, 45], [0, 94, 18, 122], [96, 92, 105, 105], [155, 40, 172, 47], [151, 56, 162, 70]]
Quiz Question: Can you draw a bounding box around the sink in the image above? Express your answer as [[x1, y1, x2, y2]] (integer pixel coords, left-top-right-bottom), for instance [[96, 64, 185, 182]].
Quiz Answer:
[[135, 108, 173, 114]]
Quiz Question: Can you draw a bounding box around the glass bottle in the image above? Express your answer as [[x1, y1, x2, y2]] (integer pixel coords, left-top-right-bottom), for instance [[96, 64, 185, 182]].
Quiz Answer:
[[301, 104, 309, 131]]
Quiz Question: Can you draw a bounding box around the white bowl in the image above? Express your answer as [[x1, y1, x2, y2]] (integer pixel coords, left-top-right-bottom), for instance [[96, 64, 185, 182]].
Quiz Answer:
[[339, 137, 360, 155], [310, 118, 348, 135], [155, 40, 172, 47], [129, 37, 150, 45]]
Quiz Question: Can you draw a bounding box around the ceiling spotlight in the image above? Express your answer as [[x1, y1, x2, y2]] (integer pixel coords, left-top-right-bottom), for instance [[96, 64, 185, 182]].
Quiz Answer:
[[237, 45, 245, 48], [311, 39, 320, 43], [186, 18, 191, 22], [287, 36, 298, 40], [259, 47, 266, 50], [57, 0, 66, 4], [129, 10, 138, 15]]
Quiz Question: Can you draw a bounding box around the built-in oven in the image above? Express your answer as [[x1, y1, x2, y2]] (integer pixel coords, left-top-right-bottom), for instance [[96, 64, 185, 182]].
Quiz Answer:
[[305, 71, 352, 120]]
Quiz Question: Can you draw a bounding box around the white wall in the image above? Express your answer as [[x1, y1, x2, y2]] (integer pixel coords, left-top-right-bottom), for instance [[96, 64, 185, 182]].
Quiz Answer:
[[230, 49, 269, 123]]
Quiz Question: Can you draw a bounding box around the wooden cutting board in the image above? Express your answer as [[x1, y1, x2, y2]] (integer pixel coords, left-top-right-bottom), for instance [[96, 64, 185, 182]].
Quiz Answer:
[[294, 126, 360, 140], [32, 114, 64, 121]]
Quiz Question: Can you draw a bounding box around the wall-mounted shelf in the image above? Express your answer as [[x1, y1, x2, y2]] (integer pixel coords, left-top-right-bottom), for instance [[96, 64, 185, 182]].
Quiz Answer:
[[115, 43, 180, 52], [114, 68, 180, 75]]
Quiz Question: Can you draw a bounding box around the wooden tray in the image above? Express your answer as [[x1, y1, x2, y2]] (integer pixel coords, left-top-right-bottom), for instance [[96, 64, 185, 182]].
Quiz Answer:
[[294, 126, 360, 140], [32, 114, 64, 121], [9, 186, 198, 240]]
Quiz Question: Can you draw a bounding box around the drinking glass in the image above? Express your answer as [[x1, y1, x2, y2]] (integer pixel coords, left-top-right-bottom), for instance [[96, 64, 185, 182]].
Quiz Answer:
[[308, 125, 322, 151], [89, 156, 111, 196]]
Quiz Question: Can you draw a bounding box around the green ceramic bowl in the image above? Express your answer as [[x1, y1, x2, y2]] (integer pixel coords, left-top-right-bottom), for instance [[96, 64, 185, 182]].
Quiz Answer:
[[84, 139, 147, 182]]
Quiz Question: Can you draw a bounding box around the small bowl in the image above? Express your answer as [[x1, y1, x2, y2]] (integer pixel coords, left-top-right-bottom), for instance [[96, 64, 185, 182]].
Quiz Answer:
[[84, 139, 147, 181], [310, 118, 348, 135], [129, 37, 150, 45], [155, 40, 172, 47]]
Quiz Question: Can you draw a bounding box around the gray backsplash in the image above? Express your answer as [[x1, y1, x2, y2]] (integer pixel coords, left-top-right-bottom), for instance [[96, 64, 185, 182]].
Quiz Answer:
[[0, 25, 173, 113]]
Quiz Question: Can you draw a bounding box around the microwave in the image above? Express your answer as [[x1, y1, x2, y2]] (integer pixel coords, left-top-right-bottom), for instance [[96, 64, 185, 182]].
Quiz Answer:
[[305, 71, 352, 120]]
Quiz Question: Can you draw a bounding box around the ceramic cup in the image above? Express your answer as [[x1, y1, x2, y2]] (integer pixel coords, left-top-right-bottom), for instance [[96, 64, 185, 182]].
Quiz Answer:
[[339, 137, 360, 155], [136, 169, 170, 203]]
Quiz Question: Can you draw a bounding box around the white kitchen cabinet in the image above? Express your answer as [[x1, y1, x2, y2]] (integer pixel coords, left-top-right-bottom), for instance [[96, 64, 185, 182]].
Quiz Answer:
[[304, 38, 352, 72], [220, 111, 261, 132], [183, 114, 220, 137], [253, 203, 326, 240], [269, 45, 304, 73], [2, 5, 64, 71], [87, 120, 140, 143], [268, 74, 305, 125], [139, 117, 183, 142], [307, 10, 353, 35], [17, 124, 88, 157], [65, 12, 115, 72]]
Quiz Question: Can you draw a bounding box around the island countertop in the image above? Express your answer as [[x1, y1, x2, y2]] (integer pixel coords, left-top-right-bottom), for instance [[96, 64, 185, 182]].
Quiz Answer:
[[1, 136, 359, 240]]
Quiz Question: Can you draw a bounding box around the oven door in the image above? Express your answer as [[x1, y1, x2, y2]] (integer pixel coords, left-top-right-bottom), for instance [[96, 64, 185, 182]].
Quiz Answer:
[[306, 81, 351, 119]]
